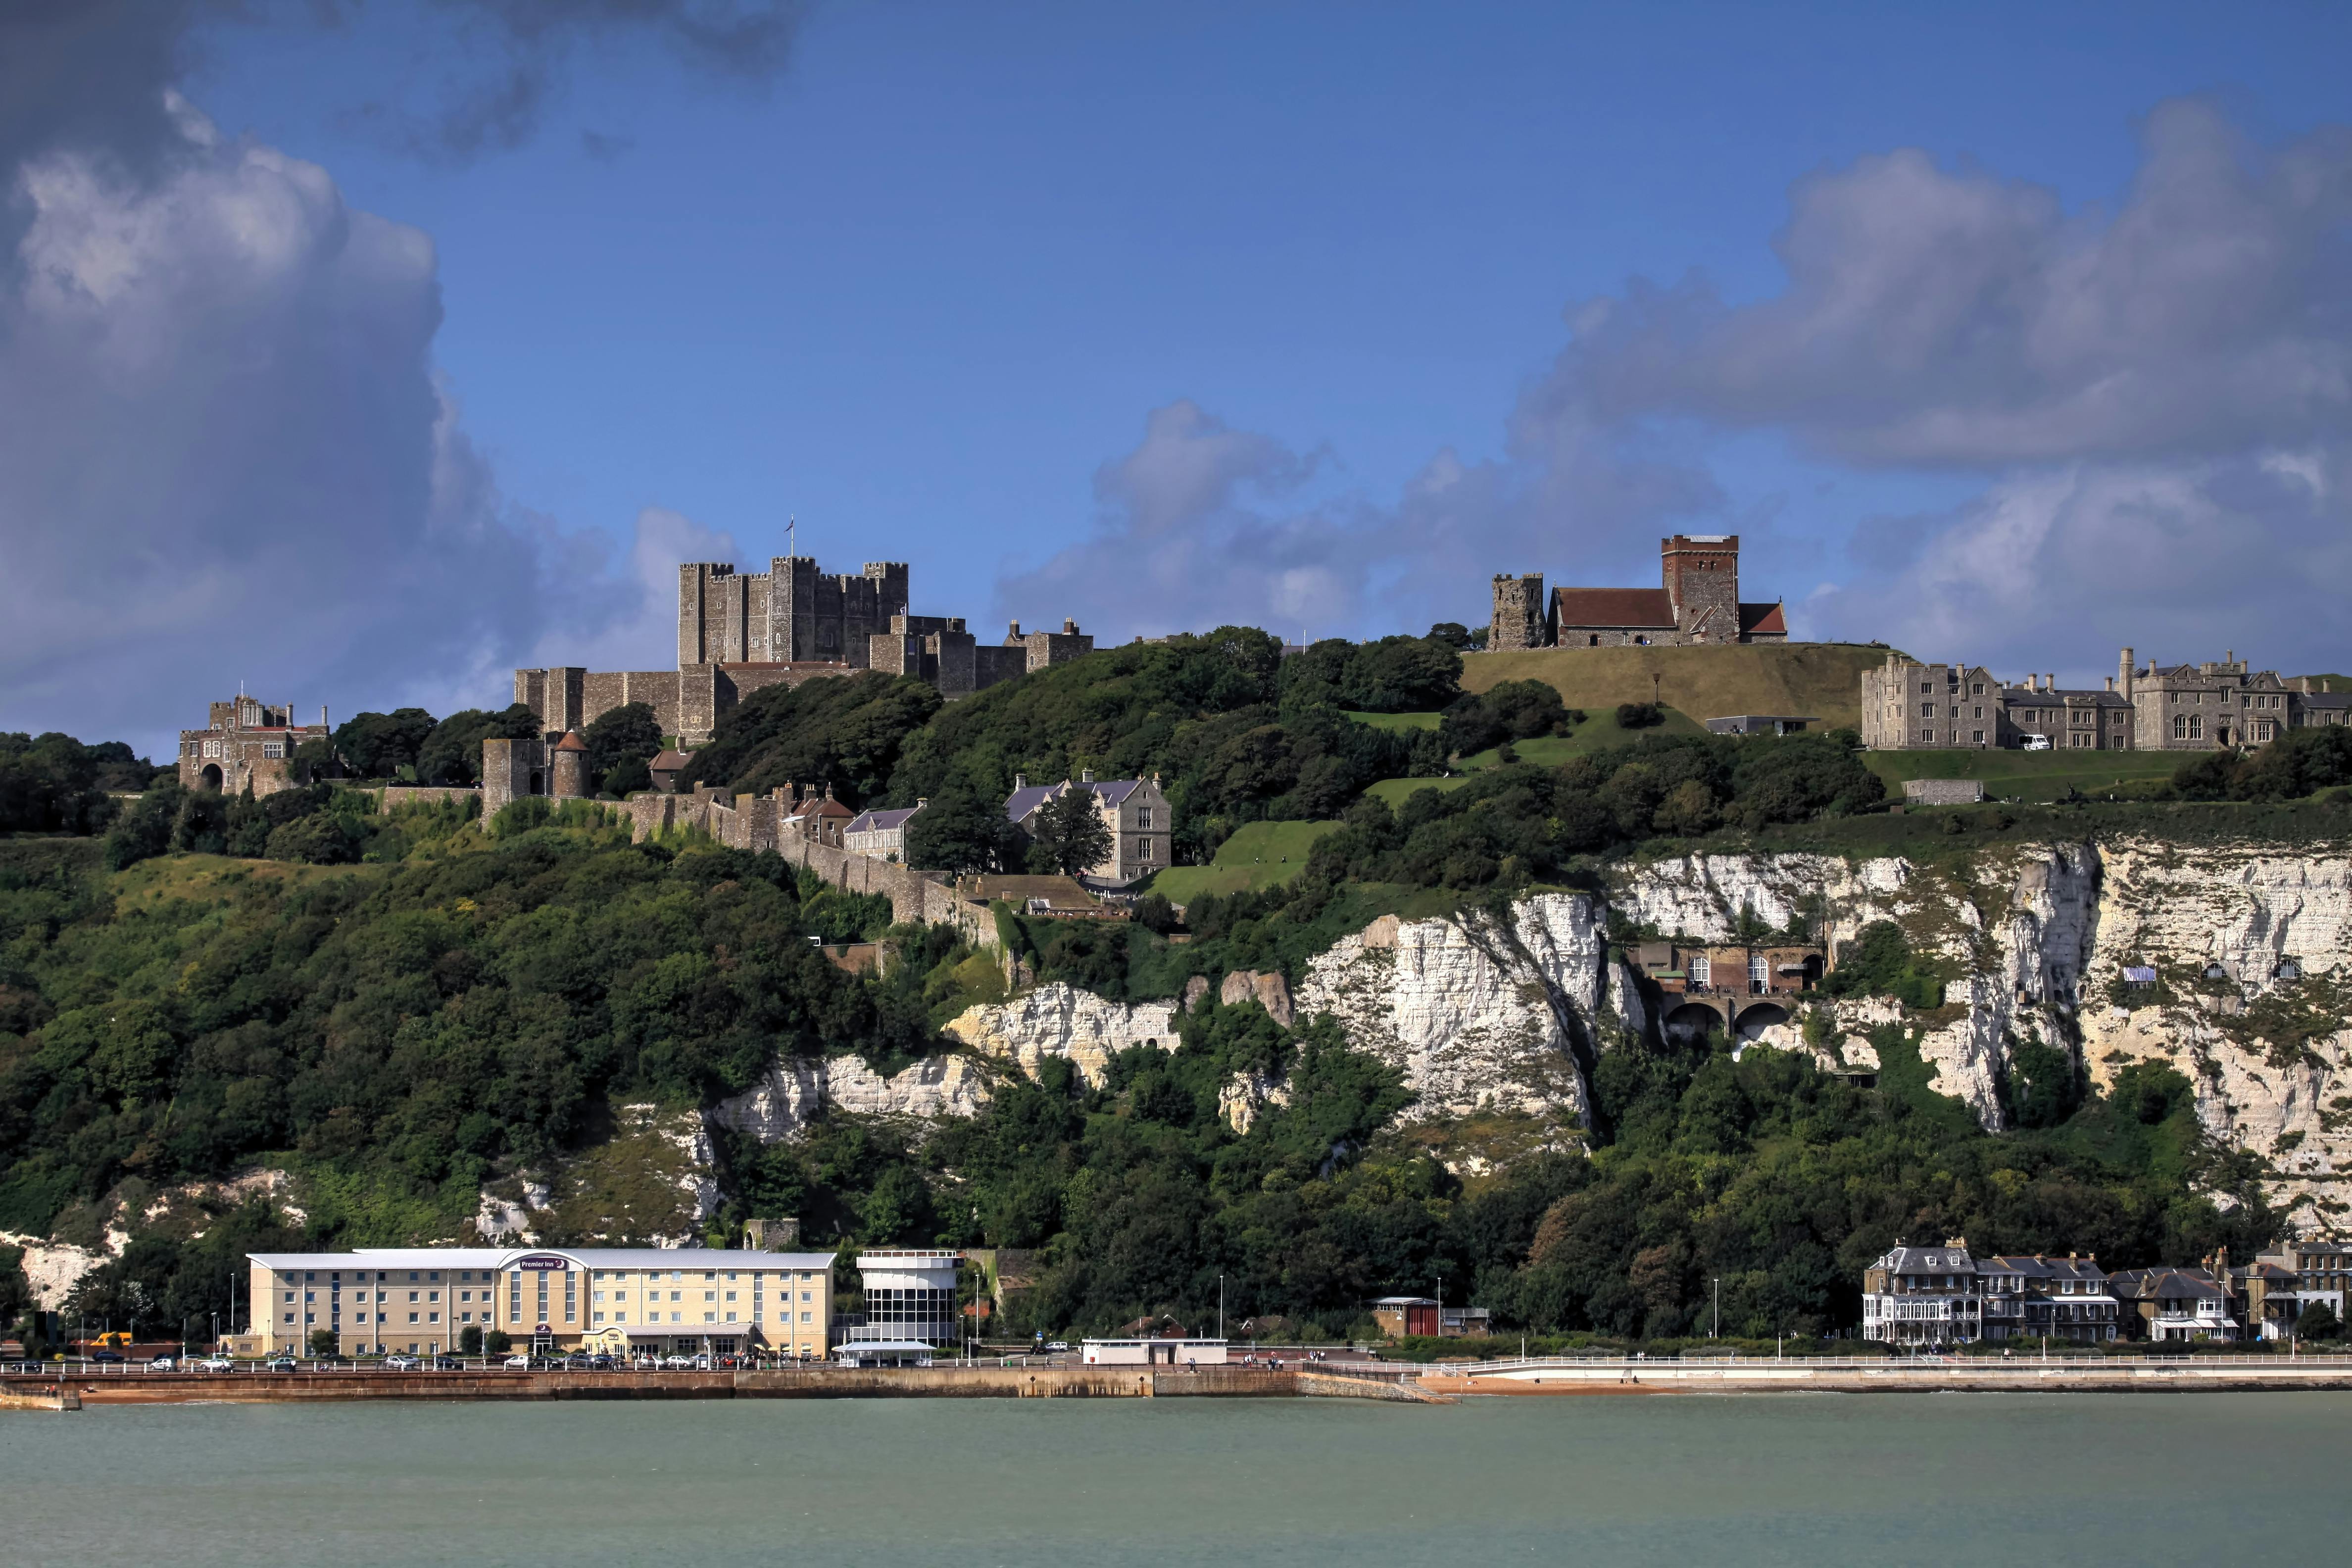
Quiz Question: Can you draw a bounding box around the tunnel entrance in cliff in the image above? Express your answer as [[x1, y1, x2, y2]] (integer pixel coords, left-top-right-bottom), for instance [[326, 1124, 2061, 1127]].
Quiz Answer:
[[1734, 1002, 1791, 1041], [1664, 1002, 1725, 1051]]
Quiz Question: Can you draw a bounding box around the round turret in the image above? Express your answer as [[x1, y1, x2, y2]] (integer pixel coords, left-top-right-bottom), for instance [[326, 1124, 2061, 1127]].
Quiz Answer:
[[552, 731, 589, 799]]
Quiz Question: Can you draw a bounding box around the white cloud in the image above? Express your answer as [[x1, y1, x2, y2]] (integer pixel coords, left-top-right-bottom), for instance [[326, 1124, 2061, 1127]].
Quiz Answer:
[[0, 98, 706, 756]]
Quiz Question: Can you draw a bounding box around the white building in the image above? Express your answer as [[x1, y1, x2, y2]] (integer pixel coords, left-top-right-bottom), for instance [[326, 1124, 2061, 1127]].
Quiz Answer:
[[1861, 1240, 1982, 1347], [843, 800, 925, 860], [1082, 1338, 1228, 1367], [851, 1250, 962, 1348]]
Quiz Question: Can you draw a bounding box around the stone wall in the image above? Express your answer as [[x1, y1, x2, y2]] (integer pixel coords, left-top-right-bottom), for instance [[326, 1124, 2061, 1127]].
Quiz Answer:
[[377, 785, 482, 815], [626, 789, 985, 937]]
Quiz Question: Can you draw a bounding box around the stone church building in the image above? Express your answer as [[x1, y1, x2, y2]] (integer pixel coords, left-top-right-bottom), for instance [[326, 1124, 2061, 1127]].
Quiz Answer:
[[1490, 535, 1788, 650]]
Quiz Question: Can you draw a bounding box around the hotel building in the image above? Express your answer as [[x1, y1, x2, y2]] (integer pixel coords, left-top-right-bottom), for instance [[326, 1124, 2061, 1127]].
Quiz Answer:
[[242, 1246, 836, 1359]]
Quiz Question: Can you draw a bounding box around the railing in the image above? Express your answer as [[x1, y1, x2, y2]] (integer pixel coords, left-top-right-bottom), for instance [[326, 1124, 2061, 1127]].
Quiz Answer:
[[1409, 1352, 2352, 1375]]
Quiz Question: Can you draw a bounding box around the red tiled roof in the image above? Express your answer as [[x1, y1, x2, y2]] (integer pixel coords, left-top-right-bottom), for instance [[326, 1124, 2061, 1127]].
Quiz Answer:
[[553, 731, 588, 752], [1549, 587, 1675, 628], [1739, 601, 1787, 636]]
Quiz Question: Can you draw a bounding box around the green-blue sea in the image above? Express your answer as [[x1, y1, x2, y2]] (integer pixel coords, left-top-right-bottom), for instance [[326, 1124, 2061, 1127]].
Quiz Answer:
[[7, 1393, 2347, 1565]]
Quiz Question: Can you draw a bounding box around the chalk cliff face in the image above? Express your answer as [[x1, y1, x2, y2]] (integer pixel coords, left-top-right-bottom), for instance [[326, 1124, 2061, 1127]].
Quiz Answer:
[[941, 984, 1180, 1088], [691, 836, 2352, 1218], [1292, 893, 1605, 1131], [1611, 838, 2352, 1224], [708, 1052, 996, 1143]]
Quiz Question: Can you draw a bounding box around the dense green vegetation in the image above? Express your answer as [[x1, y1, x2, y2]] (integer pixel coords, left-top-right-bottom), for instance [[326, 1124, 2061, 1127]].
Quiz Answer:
[[0, 733, 158, 834], [10, 629, 2347, 1350]]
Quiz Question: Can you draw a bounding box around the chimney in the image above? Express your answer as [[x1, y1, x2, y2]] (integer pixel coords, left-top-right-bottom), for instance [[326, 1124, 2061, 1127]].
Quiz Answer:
[[1080, 769, 1094, 784], [1008, 621, 1021, 638], [1063, 618, 1078, 634], [2119, 648, 2134, 700], [1014, 773, 1027, 791], [2303, 677, 2313, 694], [2105, 676, 2115, 691]]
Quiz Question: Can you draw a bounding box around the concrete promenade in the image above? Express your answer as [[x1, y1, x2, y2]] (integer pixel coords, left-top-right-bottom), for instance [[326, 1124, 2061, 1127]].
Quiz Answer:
[[1418, 1354, 2352, 1395], [0, 1364, 1445, 1409]]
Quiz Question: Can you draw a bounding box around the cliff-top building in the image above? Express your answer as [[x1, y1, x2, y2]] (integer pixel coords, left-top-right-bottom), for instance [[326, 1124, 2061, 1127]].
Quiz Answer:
[[1862, 648, 2342, 752], [515, 555, 1097, 746], [177, 697, 331, 798], [1489, 535, 1788, 651]]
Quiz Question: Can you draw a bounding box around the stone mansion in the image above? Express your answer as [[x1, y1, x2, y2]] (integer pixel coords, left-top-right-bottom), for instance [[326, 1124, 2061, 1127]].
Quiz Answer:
[[1862, 648, 2352, 752]]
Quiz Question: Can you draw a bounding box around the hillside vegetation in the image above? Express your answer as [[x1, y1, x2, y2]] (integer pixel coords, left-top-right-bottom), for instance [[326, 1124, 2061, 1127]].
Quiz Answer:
[[7, 627, 2349, 1351], [1463, 641, 1891, 731]]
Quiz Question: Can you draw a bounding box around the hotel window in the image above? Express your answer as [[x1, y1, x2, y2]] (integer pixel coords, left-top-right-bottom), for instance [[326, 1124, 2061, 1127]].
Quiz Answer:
[[408, 1313, 419, 1324], [725, 1291, 737, 1302]]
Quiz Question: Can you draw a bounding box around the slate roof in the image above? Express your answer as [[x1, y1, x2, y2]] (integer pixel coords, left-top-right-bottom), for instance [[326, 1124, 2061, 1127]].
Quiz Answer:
[[1004, 778, 1145, 822], [1876, 1243, 1976, 1273], [1549, 586, 1676, 629], [845, 806, 923, 834], [649, 749, 695, 771]]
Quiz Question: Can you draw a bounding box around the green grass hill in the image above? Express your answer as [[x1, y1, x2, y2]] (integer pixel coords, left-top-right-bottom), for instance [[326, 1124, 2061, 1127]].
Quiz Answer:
[[1862, 747, 2181, 802], [1463, 641, 1892, 732], [1146, 819, 1343, 903]]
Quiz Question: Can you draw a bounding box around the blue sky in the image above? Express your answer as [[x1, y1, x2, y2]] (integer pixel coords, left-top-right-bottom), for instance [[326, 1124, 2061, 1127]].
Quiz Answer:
[[5, 1, 2350, 755]]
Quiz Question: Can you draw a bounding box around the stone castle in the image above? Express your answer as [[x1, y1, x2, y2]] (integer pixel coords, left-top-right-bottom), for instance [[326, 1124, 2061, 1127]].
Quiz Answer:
[[176, 696, 329, 797], [1490, 535, 1787, 650], [515, 556, 1094, 744]]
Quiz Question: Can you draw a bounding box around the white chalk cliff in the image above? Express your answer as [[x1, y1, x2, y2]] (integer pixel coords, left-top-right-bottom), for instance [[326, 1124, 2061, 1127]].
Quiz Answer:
[[693, 836, 2352, 1225]]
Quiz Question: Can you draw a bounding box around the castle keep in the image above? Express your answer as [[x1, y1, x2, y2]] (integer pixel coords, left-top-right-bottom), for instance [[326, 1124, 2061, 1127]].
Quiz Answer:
[[1490, 535, 1788, 650], [516, 556, 1096, 744]]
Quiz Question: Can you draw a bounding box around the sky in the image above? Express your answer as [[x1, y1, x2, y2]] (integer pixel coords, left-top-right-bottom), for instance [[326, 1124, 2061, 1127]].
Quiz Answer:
[[3, 0, 2350, 760]]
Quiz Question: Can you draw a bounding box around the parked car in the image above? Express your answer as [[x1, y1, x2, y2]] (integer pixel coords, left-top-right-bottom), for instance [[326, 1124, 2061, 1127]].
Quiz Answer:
[[2021, 734, 2053, 751], [197, 1356, 235, 1372], [1045, 1341, 1071, 1352], [428, 1356, 462, 1370], [90, 1351, 126, 1364], [264, 1356, 298, 1372], [661, 1354, 695, 1370], [383, 1354, 419, 1371], [502, 1353, 532, 1370], [145, 1356, 176, 1371], [585, 1355, 617, 1370]]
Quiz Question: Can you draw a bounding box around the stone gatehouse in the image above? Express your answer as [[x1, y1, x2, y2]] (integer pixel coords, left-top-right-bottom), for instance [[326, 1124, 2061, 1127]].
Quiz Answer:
[[177, 696, 330, 797]]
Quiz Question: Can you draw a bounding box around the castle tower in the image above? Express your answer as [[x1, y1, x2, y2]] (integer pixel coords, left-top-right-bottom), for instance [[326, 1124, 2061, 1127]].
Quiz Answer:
[[552, 731, 588, 799], [1662, 535, 1740, 643], [1490, 574, 1546, 650]]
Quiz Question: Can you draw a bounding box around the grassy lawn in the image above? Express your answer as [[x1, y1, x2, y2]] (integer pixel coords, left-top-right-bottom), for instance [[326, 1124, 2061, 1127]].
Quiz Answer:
[[1463, 641, 1891, 731], [1861, 747, 2182, 802], [1349, 710, 1440, 733], [1146, 819, 1343, 902], [1363, 775, 1478, 809], [113, 852, 383, 908]]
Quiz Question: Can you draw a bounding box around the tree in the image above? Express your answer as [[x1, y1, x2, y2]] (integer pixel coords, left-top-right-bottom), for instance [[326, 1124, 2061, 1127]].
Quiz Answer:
[[331, 708, 439, 779], [458, 1325, 484, 1355], [2297, 1300, 2341, 1341], [582, 701, 664, 796], [308, 1327, 338, 1358], [903, 785, 1025, 873], [416, 704, 542, 785], [485, 1329, 512, 1353], [1032, 785, 1113, 876]]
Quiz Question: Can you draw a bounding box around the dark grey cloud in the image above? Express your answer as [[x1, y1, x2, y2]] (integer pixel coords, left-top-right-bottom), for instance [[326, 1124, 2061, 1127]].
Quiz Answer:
[[349, 0, 808, 163], [1005, 99, 2352, 681]]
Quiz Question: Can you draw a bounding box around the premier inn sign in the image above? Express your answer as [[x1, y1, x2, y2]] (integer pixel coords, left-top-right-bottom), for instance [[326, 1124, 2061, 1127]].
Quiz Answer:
[[517, 1255, 569, 1271]]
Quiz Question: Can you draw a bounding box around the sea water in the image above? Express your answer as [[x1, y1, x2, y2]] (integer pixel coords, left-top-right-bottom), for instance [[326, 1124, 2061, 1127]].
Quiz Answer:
[[6, 1393, 2346, 1565]]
